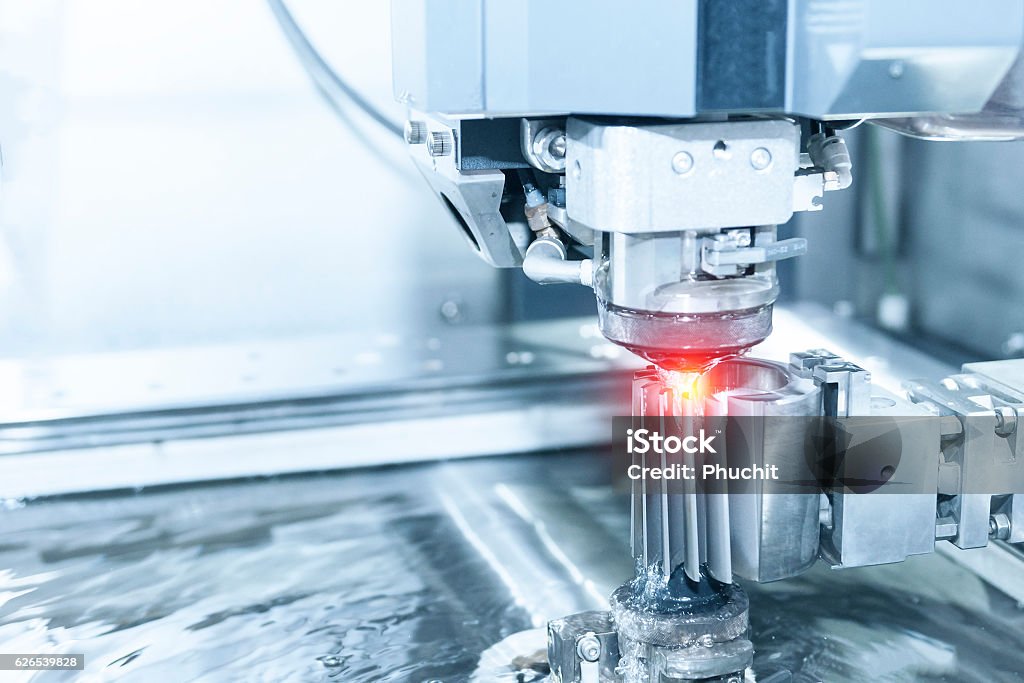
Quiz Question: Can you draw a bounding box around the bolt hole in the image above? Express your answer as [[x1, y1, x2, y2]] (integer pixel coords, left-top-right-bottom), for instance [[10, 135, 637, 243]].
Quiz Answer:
[[880, 465, 896, 480], [713, 140, 730, 159]]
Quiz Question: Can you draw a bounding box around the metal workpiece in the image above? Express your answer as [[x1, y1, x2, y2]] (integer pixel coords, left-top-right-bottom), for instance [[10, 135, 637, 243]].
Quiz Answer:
[[706, 359, 824, 583], [624, 351, 1024, 592], [551, 357, 840, 682], [610, 582, 752, 683], [631, 365, 733, 585], [682, 360, 827, 584], [565, 118, 802, 234], [546, 583, 754, 682]]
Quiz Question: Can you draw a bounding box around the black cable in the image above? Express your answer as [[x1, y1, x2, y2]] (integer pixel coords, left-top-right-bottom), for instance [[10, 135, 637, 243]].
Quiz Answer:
[[266, 0, 404, 138]]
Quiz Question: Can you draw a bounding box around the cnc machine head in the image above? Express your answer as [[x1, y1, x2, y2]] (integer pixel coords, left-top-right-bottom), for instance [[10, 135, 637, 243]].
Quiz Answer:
[[391, 1, 1024, 370]]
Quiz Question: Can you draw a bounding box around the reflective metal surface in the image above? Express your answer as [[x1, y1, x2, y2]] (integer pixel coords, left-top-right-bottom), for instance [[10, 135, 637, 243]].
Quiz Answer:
[[0, 303, 957, 498], [0, 318, 636, 497], [3, 306, 1018, 682], [2, 452, 1023, 682]]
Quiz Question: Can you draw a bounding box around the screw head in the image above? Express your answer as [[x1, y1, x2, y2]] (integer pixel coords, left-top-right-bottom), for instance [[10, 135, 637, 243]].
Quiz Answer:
[[889, 60, 905, 79], [531, 127, 567, 172], [576, 634, 601, 662], [404, 120, 427, 145], [671, 151, 694, 175], [750, 147, 773, 170], [428, 131, 453, 157]]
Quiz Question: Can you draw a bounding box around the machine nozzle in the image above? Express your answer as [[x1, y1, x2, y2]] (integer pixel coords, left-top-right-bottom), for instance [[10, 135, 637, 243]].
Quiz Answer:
[[598, 302, 774, 373]]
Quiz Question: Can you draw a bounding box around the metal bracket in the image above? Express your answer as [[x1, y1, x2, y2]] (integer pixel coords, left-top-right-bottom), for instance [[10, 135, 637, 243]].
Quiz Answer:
[[521, 117, 568, 173], [703, 236, 807, 271], [547, 611, 620, 683], [813, 361, 872, 417]]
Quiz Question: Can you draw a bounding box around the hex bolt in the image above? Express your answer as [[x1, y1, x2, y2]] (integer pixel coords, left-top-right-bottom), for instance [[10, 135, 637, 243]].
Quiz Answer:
[[530, 127, 567, 172], [750, 146, 773, 171], [428, 130, 453, 157], [576, 633, 601, 662], [990, 513, 1011, 540], [671, 151, 694, 175], [404, 120, 428, 145]]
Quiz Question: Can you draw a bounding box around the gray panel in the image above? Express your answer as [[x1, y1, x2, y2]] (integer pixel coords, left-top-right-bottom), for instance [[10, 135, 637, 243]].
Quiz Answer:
[[511, 0, 699, 116], [394, 0, 1023, 117], [395, 0, 699, 116], [480, 0, 531, 112], [390, 0, 484, 112], [788, 0, 1024, 117]]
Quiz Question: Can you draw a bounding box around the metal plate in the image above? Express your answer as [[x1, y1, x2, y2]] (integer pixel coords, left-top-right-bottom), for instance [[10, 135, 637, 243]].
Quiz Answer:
[[566, 118, 800, 233]]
